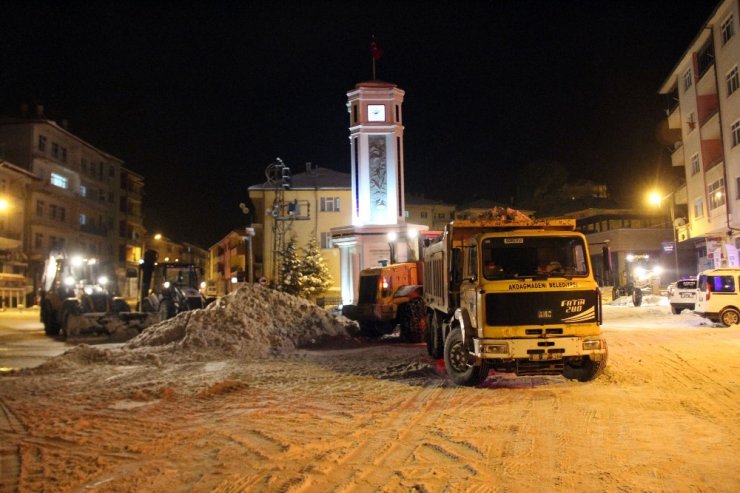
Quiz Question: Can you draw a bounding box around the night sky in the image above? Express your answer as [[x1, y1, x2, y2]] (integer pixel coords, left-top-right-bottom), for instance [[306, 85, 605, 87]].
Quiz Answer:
[[2, 1, 719, 247]]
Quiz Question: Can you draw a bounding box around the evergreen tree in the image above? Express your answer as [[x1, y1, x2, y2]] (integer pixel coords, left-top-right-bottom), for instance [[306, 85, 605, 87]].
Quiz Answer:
[[278, 237, 302, 295], [300, 235, 332, 300]]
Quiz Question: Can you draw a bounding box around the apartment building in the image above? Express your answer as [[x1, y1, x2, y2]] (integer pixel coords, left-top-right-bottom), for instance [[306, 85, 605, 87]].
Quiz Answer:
[[0, 109, 146, 297], [659, 0, 740, 272], [405, 194, 455, 232], [246, 163, 351, 302]]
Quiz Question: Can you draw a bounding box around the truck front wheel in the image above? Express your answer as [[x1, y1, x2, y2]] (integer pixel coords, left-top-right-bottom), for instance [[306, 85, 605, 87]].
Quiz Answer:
[[444, 327, 489, 386], [563, 351, 607, 382]]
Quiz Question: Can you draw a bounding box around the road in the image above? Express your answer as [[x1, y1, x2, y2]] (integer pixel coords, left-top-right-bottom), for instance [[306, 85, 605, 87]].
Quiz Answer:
[[0, 308, 66, 373], [0, 303, 739, 492]]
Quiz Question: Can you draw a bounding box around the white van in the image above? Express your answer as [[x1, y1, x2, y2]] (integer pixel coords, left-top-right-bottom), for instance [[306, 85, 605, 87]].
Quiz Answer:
[[695, 268, 740, 326]]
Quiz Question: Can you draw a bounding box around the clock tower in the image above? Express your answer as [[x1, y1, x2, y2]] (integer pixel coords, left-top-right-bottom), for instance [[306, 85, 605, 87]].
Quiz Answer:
[[332, 81, 426, 305], [347, 81, 406, 226]]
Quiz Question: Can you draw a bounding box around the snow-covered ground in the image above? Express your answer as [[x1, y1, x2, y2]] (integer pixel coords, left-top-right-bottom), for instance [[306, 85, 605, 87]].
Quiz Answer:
[[1, 286, 738, 492]]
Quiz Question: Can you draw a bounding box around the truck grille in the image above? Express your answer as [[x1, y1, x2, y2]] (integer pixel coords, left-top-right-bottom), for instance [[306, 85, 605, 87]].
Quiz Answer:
[[485, 290, 598, 326]]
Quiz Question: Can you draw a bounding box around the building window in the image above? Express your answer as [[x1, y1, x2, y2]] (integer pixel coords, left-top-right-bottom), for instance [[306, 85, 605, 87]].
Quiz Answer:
[[736, 176, 740, 200], [727, 66, 739, 96], [732, 120, 740, 147], [34, 233, 43, 249], [721, 14, 735, 45], [708, 178, 726, 210], [36, 200, 44, 217], [683, 68, 693, 90], [50, 172, 68, 189], [436, 213, 446, 219], [61, 147, 67, 163], [80, 185, 87, 197], [80, 213, 87, 225], [51, 142, 59, 158], [320, 232, 333, 249], [694, 197, 704, 219], [38, 135, 46, 152], [320, 197, 340, 212], [688, 112, 697, 132], [690, 154, 701, 175], [420, 211, 428, 218]]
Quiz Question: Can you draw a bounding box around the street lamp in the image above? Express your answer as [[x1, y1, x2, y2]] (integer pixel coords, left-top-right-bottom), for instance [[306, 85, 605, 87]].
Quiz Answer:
[[648, 190, 680, 279], [239, 203, 255, 284]]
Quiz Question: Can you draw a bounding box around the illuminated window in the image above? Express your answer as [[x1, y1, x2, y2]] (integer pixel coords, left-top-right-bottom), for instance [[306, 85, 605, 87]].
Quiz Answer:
[[50, 172, 68, 189], [690, 154, 700, 175], [721, 14, 735, 45], [727, 66, 739, 96], [80, 185, 87, 197], [80, 213, 87, 225], [683, 68, 693, 91], [708, 178, 725, 210]]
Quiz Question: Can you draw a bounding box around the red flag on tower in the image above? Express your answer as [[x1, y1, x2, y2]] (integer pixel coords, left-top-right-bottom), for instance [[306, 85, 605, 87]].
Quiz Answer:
[[370, 35, 383, 61]]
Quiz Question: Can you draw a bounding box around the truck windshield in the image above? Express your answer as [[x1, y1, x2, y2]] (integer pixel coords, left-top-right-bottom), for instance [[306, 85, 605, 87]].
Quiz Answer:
[[481, 236, 589, 280]]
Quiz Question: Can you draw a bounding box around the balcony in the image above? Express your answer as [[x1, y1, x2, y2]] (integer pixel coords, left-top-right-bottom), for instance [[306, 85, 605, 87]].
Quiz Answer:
[[670, 141, 684, 167], [667, 105, 682, 130]]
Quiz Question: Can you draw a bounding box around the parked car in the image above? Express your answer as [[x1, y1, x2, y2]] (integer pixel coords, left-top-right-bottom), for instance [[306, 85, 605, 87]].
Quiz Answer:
[[695, 268, 740, 326], [667, 277, 697, 314]]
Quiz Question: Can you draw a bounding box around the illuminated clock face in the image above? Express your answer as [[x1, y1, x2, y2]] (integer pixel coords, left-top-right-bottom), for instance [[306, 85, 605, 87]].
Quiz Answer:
[[368, 104, 385, 122]]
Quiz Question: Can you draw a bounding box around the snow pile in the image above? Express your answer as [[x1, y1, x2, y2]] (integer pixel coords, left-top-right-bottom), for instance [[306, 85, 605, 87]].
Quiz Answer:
[[28, 285, 359, 372], [125, 284, 357, 357]]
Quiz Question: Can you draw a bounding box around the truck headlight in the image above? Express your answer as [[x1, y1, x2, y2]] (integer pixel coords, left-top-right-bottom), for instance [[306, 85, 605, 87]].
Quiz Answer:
[[582, 339, 603, 350], [482, 343, 509, 354]]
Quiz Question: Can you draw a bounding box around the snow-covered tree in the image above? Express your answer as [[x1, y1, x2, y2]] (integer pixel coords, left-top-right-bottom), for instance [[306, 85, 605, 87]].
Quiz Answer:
[[300, 235, 332, 300], [278, 238, 302, 295]]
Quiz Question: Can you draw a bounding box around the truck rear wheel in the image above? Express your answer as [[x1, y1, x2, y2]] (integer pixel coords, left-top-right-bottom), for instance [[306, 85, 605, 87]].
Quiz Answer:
[[426, 311, 443, 359], [444, 327, 489, 386], [632, 288, 643, 307]]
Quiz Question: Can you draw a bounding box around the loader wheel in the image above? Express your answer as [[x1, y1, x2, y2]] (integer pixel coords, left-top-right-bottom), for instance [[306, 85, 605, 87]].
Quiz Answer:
[[632, 288, 643, 307], [426, 311, 443, 359], [41, 300, 60, 336], [719, 307, 740, 327], [398, 299, 425, 343], [159, 300, 175, 320], [443, 327, 489, 386]]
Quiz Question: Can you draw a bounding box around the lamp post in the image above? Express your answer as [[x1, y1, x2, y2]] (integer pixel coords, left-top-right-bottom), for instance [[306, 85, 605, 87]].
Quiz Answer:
[[649, 191, 680, 279], [239, 203, 255, 284]]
